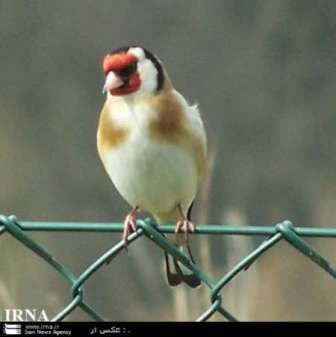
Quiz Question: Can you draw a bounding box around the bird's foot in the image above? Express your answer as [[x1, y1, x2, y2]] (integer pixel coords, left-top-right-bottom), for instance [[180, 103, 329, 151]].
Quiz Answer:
[[175, 219, 195, 242], [122, 207, 138, 247]]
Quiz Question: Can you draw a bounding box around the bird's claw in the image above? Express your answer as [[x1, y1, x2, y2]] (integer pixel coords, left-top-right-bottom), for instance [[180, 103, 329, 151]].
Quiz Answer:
[[122, 213, 137, 248], [175, 219, 195, 241]]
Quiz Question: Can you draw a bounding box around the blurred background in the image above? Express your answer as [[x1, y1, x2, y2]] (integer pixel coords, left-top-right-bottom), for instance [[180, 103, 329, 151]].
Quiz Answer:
[[1, 0, 336, 321]]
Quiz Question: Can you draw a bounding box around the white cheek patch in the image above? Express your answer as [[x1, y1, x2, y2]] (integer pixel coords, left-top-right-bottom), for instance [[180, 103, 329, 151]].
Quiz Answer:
[[128, 47, 145, 61], [127, 47, 158, 95], [137, 59, 158, 94]]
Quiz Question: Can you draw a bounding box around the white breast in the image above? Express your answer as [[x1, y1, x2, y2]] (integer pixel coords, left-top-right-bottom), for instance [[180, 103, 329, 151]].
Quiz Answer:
[[101, 97, 198, 215]]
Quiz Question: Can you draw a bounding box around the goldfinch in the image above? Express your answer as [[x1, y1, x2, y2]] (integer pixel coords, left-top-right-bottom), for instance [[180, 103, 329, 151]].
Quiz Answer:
[[97, 46, 207, 287]]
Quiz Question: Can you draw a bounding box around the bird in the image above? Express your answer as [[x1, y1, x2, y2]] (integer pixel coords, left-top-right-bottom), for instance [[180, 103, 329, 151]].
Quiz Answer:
[[96, 46, 207, 287]]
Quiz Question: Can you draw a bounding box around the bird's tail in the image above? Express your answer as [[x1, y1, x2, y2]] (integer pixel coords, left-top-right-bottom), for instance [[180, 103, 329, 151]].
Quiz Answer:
[[163, 243, 201, 288], [154, 209, 201, 288]]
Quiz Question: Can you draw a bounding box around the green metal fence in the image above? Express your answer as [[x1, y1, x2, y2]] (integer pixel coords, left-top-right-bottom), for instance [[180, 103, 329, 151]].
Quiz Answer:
[[1, 214, 336, 321]]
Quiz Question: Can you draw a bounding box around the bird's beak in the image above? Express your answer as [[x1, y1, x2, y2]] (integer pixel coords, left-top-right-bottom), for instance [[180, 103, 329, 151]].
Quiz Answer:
[[102, 71, 123, 94]]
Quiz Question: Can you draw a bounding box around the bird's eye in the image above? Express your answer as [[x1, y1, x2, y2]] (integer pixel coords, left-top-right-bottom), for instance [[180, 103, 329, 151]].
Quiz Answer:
[[119, 63, 137, 78]]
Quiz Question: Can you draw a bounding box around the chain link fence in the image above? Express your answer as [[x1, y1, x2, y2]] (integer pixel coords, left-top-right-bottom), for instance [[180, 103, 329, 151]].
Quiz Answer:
[[0, 214, 336, 321]]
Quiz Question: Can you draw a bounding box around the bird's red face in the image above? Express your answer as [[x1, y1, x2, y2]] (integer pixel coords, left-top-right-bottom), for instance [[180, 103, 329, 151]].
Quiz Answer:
[[102, 46, 164, 97], [102, 52, 141, 96]]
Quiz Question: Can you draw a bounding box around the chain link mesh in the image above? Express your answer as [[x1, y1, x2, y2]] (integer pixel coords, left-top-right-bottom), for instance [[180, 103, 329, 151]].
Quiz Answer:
[[1, 214, 335, 321]]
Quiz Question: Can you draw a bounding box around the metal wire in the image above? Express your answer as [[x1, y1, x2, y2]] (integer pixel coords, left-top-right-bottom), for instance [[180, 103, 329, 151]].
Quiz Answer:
[[0, 214, 335, 321]]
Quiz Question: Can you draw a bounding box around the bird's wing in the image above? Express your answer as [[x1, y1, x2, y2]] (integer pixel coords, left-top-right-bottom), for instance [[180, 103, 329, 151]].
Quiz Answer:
[[186, 102, 207, 182], [148, 89, 207, 184]]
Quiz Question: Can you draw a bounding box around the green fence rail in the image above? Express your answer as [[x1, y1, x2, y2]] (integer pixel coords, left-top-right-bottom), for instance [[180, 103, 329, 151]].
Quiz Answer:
[[1, 214, 336, 321]]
